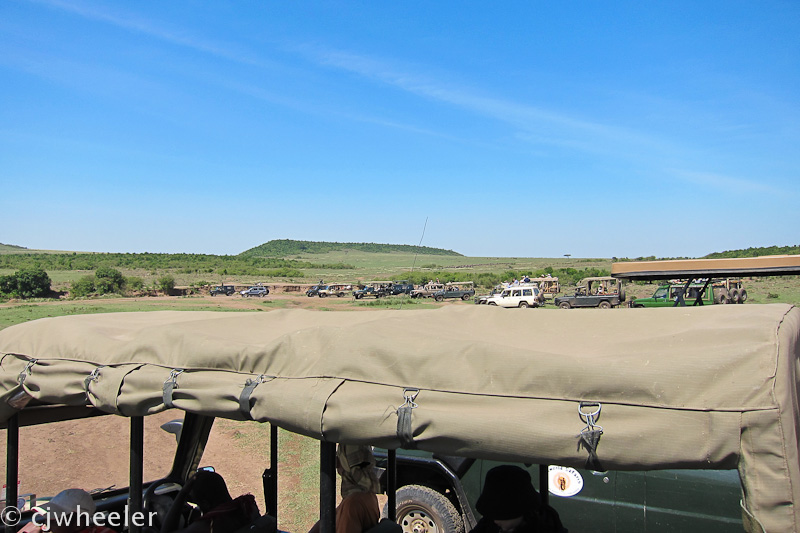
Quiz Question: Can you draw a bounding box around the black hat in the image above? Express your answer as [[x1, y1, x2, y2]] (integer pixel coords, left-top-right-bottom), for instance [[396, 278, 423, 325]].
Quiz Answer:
[[475, 465, 540, 520]]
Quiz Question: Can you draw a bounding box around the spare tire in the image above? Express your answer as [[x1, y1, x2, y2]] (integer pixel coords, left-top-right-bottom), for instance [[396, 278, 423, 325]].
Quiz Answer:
[[385, 485, 464, 533], [729, 289, 740, 304], [740, 289, 748, 303]]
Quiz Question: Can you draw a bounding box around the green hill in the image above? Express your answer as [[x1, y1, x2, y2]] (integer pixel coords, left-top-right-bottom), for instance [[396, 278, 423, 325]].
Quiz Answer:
[[240, 239, 462, 257], [0, 243, 29, 253], [704, 245, 800, 259]]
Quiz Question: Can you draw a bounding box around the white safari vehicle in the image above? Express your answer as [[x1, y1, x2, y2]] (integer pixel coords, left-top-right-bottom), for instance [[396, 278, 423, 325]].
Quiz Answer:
[[484, 285, 541, 308], [1, 305, 800, 533]]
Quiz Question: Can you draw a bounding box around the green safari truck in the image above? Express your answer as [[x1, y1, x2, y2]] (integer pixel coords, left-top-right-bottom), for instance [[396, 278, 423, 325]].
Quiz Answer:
[[631, 282, 727, 308]]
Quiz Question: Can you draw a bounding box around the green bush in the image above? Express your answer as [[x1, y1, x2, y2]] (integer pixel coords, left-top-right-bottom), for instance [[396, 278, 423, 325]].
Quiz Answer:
[[0, 268, 52, 298], [94, 266, 126, 294], [70, 276, 97, 298], [157, 275, 176, 294], [126, 277, 145, 291]]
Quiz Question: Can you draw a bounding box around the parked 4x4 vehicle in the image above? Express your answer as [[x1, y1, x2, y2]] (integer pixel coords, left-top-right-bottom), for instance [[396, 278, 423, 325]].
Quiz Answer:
[[484, 285, 541, 308], [209, 285, 236, 296], [240, 286, 269, 297], [306, 284, 324, 297], [353, 282, 392, 299], [388, 281, 415, 296], [411, 283, 445, 298], [554, 277, 625, 309], [317, 284, 352, 298], [432, 282, 475, 302], [631, 279, 744, 308]]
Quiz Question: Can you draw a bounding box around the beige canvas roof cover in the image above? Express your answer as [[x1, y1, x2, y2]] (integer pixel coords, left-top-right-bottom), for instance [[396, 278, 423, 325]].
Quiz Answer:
[[611, 254, 800, 280], [0, 305, 799, 532]]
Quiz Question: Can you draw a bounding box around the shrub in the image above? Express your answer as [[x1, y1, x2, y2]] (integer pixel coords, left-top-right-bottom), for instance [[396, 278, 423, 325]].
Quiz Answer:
[[0, 274, 16, 295], [157, 275, 176, 294], [0, 268, 52, 298], [94, 266, 126, 294], [126, 277, 145, 291], [767, 292, 780, 299], [70, 276, 97, 298]]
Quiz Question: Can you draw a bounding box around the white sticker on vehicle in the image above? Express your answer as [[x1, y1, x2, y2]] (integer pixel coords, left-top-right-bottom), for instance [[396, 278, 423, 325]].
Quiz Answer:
[[548, 466, 584, 497]]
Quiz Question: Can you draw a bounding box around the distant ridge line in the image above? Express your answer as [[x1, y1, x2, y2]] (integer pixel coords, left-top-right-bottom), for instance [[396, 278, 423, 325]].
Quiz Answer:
[[240, 239, 462, 257]]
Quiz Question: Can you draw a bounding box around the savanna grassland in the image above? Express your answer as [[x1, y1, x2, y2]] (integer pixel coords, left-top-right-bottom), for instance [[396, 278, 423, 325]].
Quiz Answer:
[[0, 241, 798, 533]]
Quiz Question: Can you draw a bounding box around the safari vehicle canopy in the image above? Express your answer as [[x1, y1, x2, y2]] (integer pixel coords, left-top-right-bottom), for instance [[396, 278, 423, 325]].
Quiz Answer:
[[1, 305, 799, 532]]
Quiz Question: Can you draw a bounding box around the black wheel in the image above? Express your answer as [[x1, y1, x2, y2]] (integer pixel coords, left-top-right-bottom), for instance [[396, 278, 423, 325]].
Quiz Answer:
[[716, 290, 728, 304], [461, 294, 470, 301], [264, 289, 270, 295], [355, 294, 362, 300], [559, 302, 572, 309], [518, 301, 529, 308], [729, 289, 739, 304], [386, 485, 464, 533], [487, 302, 497, 306], [619, 286, 627, 302], [319, 293, 328, 298], [598, 300, 612, 309], [434, 295, 444, 302], [740, 289, 748, 303]]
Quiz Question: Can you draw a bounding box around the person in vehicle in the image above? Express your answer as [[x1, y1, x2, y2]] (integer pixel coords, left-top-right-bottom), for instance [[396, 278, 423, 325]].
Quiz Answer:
[[308, 444, 380, 533], [162, 470, 260, 533], [469, 466, 566, 533], [21, 488, 117, 533]]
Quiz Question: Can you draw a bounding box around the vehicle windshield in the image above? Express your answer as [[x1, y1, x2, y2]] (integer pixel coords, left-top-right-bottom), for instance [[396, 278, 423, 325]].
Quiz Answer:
[[0, 410, 181, 510]]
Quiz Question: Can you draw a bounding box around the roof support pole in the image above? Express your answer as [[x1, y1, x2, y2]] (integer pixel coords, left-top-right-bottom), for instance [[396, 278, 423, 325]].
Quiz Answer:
[[129, 416, 144, 533], [539, 464, 549, 508], [4, 413, 19, 533], [673, 279, 692, 307], [696, 278, 712, 306], [387, 449, 397, 521], [263, 423, 278, 519], [320, 441, 337, 533]]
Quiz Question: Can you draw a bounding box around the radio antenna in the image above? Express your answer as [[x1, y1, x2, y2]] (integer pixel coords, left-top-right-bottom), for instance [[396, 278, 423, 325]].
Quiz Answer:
[[410, 216, 428, 273]]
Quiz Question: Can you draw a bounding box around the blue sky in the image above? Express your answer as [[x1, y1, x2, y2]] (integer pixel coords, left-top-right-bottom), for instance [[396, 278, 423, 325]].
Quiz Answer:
[[1, 1, 798, 258]]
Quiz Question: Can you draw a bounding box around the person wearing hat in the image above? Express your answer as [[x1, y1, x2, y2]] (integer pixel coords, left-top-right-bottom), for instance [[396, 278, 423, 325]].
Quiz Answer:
[[309, 444, 381, 533], [470, 466, 566, 533], [20, 488, 116, 533]]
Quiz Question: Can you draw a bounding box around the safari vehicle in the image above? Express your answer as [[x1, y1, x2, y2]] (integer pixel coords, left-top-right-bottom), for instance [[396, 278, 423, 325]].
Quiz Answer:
[[353, 282, 392, 299], [209, 285, 236, 296], [306, 284, 324, 297], [473, 285, 504, 304], [554, 277, 625, 309], [388, 281, 415, 296], [410, 284, 445, 299], [432, 282, 475, 302], [631, 278, 747, 308], [317, 284, 352, 298], [483, 285, 541, 308], [2, 305, 800, 533], [527, 276, 560, 300], [240, 286, 270, 297]]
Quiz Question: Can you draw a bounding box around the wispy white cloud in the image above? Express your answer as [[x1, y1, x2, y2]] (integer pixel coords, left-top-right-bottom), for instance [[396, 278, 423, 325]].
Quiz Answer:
[[27, 0, 265, 67], [305, 46, 688, 157]]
